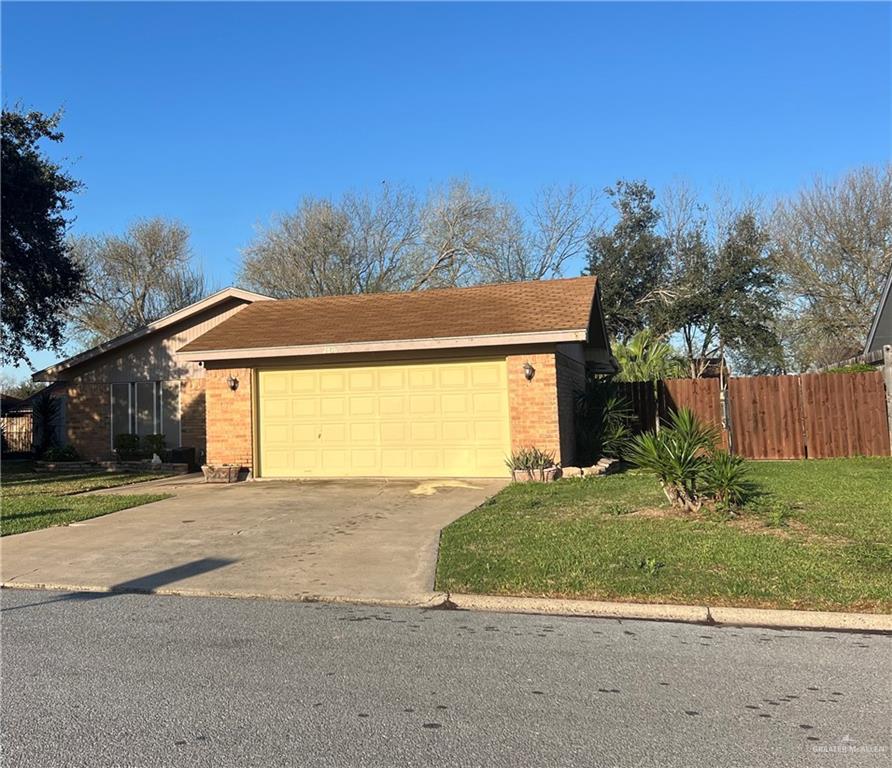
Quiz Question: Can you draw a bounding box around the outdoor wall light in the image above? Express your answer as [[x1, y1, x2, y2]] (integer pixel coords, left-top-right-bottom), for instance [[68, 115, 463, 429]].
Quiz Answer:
[[227, 375, 239, 391], [522, 362, 535, 381]]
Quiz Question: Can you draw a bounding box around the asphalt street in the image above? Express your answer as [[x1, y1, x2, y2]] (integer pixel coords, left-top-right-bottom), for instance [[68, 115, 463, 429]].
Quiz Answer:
[[1, 588, 889, 767]]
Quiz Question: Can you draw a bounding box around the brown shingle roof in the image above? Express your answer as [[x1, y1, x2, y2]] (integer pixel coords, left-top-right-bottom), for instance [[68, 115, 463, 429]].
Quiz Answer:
[[178, 276, 599, 354]]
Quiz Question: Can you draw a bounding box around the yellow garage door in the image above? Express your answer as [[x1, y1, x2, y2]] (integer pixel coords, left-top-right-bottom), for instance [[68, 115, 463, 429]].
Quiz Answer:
[[257, 359, 510, 478]]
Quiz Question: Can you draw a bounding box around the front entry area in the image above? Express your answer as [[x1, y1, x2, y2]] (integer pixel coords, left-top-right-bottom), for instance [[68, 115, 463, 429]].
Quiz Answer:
[[257, 359, 511, 478]]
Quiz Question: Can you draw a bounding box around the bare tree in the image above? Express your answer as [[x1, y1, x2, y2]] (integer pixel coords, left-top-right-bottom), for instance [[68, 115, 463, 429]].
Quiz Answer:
[[477, 184, 598, 283], [772, 165, 892, 367], [68, 218, 206, 344], [241, 180, 598, 298]]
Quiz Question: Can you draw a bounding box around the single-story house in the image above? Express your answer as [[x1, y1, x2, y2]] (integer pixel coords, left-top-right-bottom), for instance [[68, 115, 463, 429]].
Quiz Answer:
[[33, 276, 615, 478], [865, 264, 892, 355]]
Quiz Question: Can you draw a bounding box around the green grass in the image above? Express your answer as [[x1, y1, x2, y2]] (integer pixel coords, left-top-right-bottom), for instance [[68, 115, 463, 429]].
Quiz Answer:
[[436, 458, 892, 613], [1, 463, 171, 536]]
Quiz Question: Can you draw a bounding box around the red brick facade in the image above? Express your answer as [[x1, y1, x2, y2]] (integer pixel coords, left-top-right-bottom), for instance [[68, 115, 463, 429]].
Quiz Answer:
[[65, 383, 111, 459], [506, 352, 563, 461], [205, 367, 254, 471], [180, 378, 207, 464]]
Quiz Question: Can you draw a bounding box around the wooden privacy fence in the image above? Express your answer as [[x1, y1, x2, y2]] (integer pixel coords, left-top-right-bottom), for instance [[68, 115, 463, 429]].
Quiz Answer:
[[1, 412, 34, 455], [615, 370, 891, 460]]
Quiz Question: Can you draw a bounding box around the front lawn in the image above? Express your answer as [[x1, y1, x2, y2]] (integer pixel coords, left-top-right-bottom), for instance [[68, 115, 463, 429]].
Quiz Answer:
[[436, 458, 892, 613], [1, 463, 171, 536]]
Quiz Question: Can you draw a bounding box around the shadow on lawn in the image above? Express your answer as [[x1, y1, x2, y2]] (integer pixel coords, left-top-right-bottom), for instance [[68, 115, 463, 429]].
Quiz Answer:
[[1, 557, 236, 611]]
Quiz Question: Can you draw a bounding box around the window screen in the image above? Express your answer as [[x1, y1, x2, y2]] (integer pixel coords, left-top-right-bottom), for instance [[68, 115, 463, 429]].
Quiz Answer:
[[110, 383, 131, 444], [160, 381, 180, 448], [110, 381, 182, 448], [135, 382, 155, 438]]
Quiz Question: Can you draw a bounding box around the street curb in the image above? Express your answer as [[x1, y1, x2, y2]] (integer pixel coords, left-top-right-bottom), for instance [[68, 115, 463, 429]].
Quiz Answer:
[[0, 581, 443, 609], [448, 594, 892, 633], [3, 582, 889, 633]]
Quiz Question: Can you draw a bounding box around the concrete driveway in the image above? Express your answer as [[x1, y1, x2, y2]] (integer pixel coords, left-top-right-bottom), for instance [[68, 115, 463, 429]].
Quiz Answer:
[[0, 476, 506, 604]]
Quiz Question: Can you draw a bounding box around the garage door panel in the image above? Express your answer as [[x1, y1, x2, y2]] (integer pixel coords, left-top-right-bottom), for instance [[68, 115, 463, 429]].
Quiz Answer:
[[410, 422, 439, 442], [291, 398, 317, 417], [380, 422, 407, 442], [289, 372, 316, 393], [259, 360, 509, 478], [349, 396, 376, 416], [262, 373, 289, 394]]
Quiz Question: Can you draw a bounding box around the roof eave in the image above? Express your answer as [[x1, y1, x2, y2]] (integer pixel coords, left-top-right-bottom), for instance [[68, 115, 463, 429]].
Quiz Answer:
[[177, 329, 589, 362], [32, 287, 274, 381]]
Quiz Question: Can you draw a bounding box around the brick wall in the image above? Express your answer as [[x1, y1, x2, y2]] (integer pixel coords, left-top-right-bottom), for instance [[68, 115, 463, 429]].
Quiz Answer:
[[506, 353, 562, 461], [555, 350, 587, 466], [180, 378, 207, 464], [205, 367, 254, 470], [65, 383, 112, 460]]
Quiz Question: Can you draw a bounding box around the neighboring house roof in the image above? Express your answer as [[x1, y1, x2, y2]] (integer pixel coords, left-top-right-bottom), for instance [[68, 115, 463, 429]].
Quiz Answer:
[[32, 287, 273, 381], [1, 394, 25, 414], [865, 264, 892, 354], [178, 276, 606, 361]]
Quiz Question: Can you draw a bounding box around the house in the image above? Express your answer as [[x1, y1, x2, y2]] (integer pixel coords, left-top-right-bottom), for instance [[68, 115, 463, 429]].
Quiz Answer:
[[864, 264, 892, 355], [33, 276, 614, 478], [31, 288, 273, 464]]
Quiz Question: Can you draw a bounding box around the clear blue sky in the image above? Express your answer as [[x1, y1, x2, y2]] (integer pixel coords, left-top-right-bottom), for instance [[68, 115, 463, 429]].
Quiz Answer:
[[3, 1, 890, 376]]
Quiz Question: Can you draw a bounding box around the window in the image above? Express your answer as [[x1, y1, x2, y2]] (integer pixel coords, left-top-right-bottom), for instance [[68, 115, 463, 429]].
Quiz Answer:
[[110, 381, 181, 449]]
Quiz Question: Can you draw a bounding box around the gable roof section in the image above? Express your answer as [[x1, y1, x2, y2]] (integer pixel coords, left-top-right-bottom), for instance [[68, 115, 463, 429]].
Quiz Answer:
[[178, 276, 605, 361], [865, 264, 892, 354], [32, 287, 273, 381]]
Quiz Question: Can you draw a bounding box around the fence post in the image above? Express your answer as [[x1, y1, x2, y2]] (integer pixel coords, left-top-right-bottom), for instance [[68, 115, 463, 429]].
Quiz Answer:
[[884, 345, 892, 456]]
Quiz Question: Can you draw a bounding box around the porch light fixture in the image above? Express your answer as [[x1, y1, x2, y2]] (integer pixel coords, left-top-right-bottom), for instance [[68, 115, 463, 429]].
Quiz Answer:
[[522, 362, 535, 381], [227, 375, 239, 391]]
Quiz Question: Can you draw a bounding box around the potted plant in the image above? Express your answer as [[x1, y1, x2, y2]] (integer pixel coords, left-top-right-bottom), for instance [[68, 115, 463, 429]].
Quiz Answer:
[[505, 447, 561, 482]]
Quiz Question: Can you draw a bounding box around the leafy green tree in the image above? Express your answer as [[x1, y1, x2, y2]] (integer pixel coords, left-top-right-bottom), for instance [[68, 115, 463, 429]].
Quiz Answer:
[[585, 181, 671, 339], [661, 211, 781, 377], [1, 108, 84, 365]]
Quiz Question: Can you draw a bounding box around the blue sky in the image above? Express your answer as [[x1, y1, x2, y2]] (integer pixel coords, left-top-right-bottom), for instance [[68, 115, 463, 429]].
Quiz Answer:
[[2, 1, 890, 376]]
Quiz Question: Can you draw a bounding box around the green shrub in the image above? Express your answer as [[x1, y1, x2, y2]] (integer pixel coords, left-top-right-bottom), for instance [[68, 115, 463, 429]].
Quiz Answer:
[[114, 433, 142, 460], [824, 363, 875, 374], [505, 447, 556, 471], [41, 444, 80, 462], [626, 408, 716, 512], [701, 451, 752, 512], [142, 434, 166, 457], [575, 379, 635, 462], [627, 408, 754, 513]]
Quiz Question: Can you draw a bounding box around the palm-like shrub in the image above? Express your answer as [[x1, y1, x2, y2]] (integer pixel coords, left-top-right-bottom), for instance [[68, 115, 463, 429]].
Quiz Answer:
[[626, 409, 714, 512], [574, 379, 635, 463], [612, 330, 685, 382], [626, 408, 749, 513], [701, 451, 751, 512]]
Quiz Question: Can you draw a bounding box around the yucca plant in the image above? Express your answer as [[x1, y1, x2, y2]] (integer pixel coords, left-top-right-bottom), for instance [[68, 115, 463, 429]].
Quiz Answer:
[[701, 451, 751, 513], [626, 408, 718, 512], [505, 447, 556, 471]]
